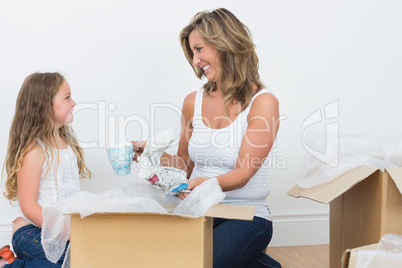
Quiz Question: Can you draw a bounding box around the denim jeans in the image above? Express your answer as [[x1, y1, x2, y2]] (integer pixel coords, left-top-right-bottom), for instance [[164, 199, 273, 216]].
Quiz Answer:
[[5, 224, 68, 268], [213, 217, 281, 268]]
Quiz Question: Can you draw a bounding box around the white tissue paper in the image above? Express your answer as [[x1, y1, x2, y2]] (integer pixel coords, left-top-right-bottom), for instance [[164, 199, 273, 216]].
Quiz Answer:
[[354, 234, 402, 267], [174, 177, 226, 217], [136, 128, 189, 195], [297, 133, 402, 188], [356, 250, 402, 268], [42, 179, 225, 267]]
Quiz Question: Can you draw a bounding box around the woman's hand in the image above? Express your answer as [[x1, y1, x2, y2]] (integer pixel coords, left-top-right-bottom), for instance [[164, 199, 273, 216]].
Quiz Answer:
[[177, 177, 209, 200], [131, 140, 146, 162]]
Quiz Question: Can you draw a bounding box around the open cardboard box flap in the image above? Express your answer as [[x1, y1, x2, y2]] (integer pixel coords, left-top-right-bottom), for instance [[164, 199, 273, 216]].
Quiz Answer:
[[68, 203, 256, 221], [342, 244, 378, 268], [204, 203, 256, 220], [287, 166, 402, 204], [387, 167, 402, 193]]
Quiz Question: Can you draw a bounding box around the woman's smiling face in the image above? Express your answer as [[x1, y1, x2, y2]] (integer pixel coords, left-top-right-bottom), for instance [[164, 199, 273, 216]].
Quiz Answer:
[[189, 30, 221, 84]]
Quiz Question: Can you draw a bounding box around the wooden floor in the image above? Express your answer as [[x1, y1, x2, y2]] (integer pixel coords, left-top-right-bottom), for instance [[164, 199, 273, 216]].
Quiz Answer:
[[266, 244, 329, 268]]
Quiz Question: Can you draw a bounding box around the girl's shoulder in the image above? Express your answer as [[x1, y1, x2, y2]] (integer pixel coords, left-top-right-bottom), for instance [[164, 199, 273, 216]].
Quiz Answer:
[[21, 142, 46, 167], [27, 142, 46, 154]]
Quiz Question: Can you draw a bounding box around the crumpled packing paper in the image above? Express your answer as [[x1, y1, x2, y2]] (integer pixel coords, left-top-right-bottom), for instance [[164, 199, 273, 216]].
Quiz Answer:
[[41, 178, 225, 268], [136, 128, 189, 194], [297, 133, 402, 188]]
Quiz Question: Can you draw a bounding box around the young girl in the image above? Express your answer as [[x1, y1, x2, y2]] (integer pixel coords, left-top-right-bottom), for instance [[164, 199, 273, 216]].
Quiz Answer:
[[0, 72, 91, 268]]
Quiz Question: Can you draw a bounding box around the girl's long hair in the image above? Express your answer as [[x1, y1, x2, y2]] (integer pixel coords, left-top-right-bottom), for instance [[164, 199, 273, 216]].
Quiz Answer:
[[180, 8, 264, 114], [2, 72, 91, 202]]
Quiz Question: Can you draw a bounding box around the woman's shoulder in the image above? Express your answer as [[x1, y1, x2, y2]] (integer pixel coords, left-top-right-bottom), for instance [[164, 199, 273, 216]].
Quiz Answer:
[[183, 90, 198, 103], [253, 89, 278, 103], [248, 89, 279, 116], [182, 90, 198, 109], [181, 90, 198, 121]]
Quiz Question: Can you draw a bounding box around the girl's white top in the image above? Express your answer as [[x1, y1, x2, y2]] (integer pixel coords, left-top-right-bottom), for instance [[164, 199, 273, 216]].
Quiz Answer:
[[14, 139, 80, 225], [188, 88, 275, 221]]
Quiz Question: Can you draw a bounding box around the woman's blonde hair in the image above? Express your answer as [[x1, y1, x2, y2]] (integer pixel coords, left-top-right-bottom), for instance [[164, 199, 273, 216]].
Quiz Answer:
[[2, 72, 91, 202], [180, 8, 263, 113]]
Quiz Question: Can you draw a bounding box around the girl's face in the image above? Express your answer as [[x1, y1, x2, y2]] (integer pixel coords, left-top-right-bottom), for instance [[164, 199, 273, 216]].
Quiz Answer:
[[52, 80, 76, 127], [189, 30, 221, 84]]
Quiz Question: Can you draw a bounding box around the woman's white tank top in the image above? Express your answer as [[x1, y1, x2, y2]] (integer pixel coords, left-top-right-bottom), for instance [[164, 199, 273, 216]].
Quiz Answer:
[[188, 88, 275, 221]]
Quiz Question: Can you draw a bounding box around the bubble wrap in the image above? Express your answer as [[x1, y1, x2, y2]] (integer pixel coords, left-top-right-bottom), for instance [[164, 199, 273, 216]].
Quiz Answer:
[[378, 233, 402, 254], [136, 128, 189, 194], [297, 133, 402, 188], [41, 179, 225, 267]]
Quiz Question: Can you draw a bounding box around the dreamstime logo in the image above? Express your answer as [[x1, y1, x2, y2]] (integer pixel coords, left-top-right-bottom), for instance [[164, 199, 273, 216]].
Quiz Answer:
[[301, 100, 339, 167]]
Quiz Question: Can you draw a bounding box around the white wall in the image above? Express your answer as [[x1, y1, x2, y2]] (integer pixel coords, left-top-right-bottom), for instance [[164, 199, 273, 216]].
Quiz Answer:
[[1, 0, 401, 247]]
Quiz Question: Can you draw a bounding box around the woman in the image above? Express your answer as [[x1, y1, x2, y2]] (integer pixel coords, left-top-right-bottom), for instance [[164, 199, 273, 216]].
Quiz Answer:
[[134, 8, 280, 268]]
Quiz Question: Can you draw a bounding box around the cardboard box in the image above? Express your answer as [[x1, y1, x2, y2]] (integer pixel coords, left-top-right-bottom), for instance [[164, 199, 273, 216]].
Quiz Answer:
[[70, 204, 255, 268], [342, 244, 378, 268], [287, 166, 402, 268]]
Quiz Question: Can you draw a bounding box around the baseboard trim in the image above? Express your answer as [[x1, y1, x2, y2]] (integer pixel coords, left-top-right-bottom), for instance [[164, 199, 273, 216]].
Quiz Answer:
[[270, 212, 329, 247], [273, 212, 329, 223], [0, 221, 12, 231], [0, 213, 330, 247], [0, 221, 13, 246]]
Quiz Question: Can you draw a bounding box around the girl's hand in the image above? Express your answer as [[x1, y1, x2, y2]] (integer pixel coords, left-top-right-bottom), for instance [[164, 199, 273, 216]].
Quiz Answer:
[[177, 177, 209, 200], [131, 140, 146, 162]]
